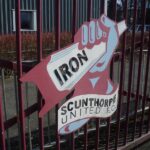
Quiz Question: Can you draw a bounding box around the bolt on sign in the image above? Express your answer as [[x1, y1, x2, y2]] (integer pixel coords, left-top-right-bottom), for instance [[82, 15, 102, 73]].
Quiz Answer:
[[21, 15, 127, 135]]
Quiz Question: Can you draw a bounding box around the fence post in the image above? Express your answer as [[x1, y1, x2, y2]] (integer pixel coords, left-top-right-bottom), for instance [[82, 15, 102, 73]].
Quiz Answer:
[[37, 0, 44, 149], [130, 0, 138, 141], [16, 0, 27, 149], [55, 0, 61, 149]]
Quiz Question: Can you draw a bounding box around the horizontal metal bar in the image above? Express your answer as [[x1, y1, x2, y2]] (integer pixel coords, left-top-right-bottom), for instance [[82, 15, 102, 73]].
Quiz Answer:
[[4, 102, 38, 130]]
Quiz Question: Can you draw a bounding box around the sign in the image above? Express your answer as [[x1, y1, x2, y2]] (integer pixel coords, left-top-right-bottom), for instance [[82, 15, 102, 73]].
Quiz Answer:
[[21, 14, 127, 135], [58, 91, 118, 134]]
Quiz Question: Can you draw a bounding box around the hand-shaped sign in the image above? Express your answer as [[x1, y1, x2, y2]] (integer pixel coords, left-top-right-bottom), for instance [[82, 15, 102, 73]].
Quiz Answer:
[[21, 15, 127, 135]]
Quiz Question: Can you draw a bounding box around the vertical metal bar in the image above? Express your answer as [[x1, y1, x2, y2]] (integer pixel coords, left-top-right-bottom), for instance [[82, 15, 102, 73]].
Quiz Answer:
[[25, 83, 32, 150], [106, 117, 111, 150], [131, 53, 136, 99], [93, 0, 95, 18], [14, 74, 22, 150], [81, 0, 83, 23], [83, 0, 85, 21], [112, 0, 117, 20], [47, 112, 51, 143], [135, 0, 146, 138], [69, 0, 72, 32], [44, 0, 47, 32], [48, 0, 51, 31], [96, 0, 98, 18], [37, 0, 43, 61], [70, 0, 77, 149], [52, 0, 54, 32], [37, 0, 44, 149], [55, 0, 60, 149], [1, 69, 11, 150], [115, 0, 128, 148], [4, 0, 8, 33], [66, 0, 68, 31], [64, 0, 66, 32], [95, 4, 105, 149], [114, 0, 128, 149], [77, 0, 80, 28], [9, 0, 12, 34], [0, 91, 6, 150], [55, 105, 60, 150], [83, 1, 92, 149], [15, 0, 27, 149], [139, 29, 150, 135], [87, 0, 92, 22], [102, 0, 112, 150], [95, 118, 100, 150], [100, 0, 104, 15], [72, 0, 77, 42], [124, 0, 137, 143], [146, 31, 150, 134], [55, 0, 60, 50], [61, 0, 63, 32], [85, 0, 87, 21], [84, 124, 88, 150]]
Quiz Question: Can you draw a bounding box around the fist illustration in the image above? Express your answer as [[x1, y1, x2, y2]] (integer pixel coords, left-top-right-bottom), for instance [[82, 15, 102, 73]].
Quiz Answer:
[[75, 15, 127, 93], [75, 15, 126, 72], [90, 15, 127, 72]]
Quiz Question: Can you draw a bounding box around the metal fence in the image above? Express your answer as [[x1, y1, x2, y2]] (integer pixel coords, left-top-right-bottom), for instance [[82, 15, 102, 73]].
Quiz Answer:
[[0, 0, 150, 150]]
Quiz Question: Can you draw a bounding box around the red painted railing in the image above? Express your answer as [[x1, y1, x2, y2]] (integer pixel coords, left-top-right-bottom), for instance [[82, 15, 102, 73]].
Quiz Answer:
[[0, 0, 150, 150]]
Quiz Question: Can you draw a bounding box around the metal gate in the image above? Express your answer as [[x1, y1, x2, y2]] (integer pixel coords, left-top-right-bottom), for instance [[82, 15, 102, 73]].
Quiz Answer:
[[0, 0, 150, 149]]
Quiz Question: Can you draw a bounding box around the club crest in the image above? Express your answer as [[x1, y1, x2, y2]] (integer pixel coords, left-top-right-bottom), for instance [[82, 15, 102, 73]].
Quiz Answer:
[[21, 14, 127, 135]]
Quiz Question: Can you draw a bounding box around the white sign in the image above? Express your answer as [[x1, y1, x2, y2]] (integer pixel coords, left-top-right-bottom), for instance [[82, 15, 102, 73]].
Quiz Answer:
[[47, 42, 106, 91], [58, 87, 118, 134]]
